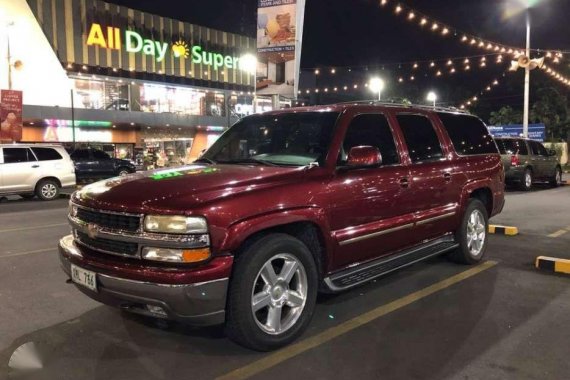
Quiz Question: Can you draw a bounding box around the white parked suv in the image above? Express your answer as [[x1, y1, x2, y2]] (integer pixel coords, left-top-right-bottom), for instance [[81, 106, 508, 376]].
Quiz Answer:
[[0, 144, 76, 201]]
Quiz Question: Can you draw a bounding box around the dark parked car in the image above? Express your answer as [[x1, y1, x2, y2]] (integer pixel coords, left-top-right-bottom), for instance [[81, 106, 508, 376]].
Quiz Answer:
[[59, 103, 504, 350], [494, 137, 563, 190], [70, 148, 136, 180]]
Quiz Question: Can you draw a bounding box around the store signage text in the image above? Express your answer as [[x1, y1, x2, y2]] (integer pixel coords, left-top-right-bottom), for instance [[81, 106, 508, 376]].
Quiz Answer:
[[87, 23, 241, 69]]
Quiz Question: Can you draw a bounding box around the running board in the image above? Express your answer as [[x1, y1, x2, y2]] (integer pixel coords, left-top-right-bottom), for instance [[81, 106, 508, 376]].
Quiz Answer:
[[323, 235, 459, 292]]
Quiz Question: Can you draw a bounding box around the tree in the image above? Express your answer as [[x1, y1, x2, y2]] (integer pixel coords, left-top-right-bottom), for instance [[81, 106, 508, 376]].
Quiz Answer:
[[489, 106, 522, 126], [530, 87, 569, 141]]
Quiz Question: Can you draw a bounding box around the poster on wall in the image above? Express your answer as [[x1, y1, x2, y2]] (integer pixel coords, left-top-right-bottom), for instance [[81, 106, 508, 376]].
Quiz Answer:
[[257, 0, 306, 98], [0, 90, 23, 143]]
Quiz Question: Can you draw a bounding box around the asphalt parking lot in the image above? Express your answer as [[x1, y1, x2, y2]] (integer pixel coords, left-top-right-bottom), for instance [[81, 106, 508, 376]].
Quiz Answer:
[[1, 180, 569, 380]]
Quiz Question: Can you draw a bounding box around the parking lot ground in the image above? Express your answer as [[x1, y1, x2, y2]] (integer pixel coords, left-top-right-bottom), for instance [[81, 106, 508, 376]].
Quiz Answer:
[[1, 181, 569, 380]]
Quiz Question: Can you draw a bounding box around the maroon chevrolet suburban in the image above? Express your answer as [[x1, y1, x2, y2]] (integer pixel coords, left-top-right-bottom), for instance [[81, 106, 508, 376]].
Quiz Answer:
[[59, 102, 505, 350]]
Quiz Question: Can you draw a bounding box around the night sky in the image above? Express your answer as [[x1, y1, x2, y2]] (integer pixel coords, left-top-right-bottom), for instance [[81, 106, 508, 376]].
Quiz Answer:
[[109, 0, 570, 115]]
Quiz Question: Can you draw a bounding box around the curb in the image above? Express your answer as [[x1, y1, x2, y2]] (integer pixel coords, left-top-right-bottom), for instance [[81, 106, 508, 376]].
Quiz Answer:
[[489, 225, 519, 236], [535, 256, 570, 275]]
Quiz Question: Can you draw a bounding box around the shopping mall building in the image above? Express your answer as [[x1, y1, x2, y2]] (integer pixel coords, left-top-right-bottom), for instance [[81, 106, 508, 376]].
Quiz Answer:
[[0, 0, 260, 166]]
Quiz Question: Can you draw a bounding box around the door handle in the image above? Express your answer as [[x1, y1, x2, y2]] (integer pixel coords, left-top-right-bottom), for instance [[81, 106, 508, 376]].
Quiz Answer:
[[443, 173, 452, 182], [399, 177, 409, 188], [31, 165, 40, 168]]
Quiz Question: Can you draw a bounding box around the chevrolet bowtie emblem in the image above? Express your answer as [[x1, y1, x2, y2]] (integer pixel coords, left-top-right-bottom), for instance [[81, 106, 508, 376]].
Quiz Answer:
[[87, 223, 99, 239]]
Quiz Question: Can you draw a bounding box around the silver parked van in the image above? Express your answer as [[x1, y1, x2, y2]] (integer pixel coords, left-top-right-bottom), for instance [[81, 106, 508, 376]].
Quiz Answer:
[[0, 144, 76, 200]]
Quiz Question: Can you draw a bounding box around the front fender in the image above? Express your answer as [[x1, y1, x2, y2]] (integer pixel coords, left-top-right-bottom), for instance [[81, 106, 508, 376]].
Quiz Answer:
[[218, 206, 333, 258]]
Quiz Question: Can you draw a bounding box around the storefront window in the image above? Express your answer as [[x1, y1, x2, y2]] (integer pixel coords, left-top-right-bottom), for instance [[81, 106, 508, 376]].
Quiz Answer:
[[142, 138, 194, 169], [139, 84, 225, 116], [73, 78, 129, 110]]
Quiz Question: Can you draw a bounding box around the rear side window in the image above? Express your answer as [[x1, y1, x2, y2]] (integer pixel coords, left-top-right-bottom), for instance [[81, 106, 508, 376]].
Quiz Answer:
[[92, 150, 111, 160], [31, 147, 63, 161], [529, 141, 548, 156], [3, 148, 35, 163], [342, 114, 400, 165], [397, 114, 443, 163], [437, 113, 498, 155], [496, 139, 528, 155], [70, 150, 90, 160]]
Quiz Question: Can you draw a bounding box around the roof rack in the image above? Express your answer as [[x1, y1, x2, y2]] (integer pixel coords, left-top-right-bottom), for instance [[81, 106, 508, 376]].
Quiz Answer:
[[331, 99, 470, 114]]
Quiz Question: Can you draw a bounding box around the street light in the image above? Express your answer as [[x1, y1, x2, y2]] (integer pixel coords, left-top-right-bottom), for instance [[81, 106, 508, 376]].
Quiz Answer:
[[504, 0, 543, 138], [427, 91, 437, 109], [369, 77, 385, 101], [239, 53, 258, 113]]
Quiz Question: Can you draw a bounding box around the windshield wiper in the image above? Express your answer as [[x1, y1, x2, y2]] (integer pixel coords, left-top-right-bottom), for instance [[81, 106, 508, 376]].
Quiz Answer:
[[219, 158, 279, 166], [194, 157, 216, 164]]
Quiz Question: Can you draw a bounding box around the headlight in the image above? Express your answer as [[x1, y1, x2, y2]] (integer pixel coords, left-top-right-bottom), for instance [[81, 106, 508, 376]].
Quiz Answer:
[[142, 247, 211, 263], [143, 215, 208, 234], [69, 202, 78, 217]]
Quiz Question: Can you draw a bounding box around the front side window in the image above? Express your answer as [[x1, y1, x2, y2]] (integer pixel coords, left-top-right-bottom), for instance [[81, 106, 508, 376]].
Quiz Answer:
[[31, 148, 63, 161], [397, 114, 444, 163], [3, 148, 35, 164], [341, 114, 400, 165], [437, 113, 498, 155], [203, 112, 339, 166], [496, 139, 529, 155], [70, 150, 90, 160], [92, 150, 111, 160], [528, 141, 548, 156]]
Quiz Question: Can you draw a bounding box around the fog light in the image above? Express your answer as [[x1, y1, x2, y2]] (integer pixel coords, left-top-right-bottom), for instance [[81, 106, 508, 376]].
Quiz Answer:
[[142, 247, 211, 263], [146, 304, 167, 317]]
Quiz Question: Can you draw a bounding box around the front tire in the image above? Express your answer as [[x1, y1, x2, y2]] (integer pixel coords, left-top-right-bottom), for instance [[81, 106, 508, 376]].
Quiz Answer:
[[36, 179, 60, 201], [550, 167, 563, 187], [449, 199, 489, 265], [117, 168, 130, 176], [225, 233, 318, 351]]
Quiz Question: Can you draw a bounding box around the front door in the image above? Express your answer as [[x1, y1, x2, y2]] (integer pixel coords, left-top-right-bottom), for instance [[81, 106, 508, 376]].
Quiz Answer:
[[395, 113, 458, 241], [327, 113, 411, 268]]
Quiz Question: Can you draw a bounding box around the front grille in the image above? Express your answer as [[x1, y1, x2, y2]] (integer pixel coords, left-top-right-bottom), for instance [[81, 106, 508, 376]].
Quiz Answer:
[[76, 231, 139, 257], [76, 207, 140, 232]]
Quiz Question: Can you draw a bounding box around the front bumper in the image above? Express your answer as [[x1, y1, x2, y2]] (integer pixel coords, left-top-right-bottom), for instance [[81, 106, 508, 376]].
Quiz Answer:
[[59, 235, 228, 326]]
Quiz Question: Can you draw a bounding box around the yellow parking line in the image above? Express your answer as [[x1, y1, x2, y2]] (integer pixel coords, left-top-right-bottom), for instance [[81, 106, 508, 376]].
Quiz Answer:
[[216, 261, 497, 380], [0, 223, 68, 234], [548, 230, 568, 238]]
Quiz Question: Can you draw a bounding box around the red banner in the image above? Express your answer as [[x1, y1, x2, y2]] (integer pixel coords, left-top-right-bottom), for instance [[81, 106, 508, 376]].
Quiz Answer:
[[0, 90, 23, 143]]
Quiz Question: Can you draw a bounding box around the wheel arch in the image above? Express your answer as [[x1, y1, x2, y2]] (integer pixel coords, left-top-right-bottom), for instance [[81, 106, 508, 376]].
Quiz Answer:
[[35, 176, 62, 190]]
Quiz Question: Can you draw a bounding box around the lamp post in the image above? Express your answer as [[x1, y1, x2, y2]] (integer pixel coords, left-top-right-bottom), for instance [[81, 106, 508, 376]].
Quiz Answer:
[[239, 53, 258, 113], [427, 91, 437, 109], [523, 9, 531, 138], [5, 21, 14, 90], [369, 77, 385, 101]]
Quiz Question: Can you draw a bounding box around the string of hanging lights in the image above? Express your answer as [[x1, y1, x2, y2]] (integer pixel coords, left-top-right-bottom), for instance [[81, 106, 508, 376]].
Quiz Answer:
[[378, 0, 564, 64], [459, 76, 506, 110]]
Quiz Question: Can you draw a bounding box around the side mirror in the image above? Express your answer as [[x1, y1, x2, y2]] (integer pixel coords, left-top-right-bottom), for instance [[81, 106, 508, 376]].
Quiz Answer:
[[548, 149, 557, 157], [347, 146, 382, 167]]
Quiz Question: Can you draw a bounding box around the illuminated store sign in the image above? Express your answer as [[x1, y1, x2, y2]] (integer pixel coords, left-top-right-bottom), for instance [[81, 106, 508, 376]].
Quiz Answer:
[[87, 23, 242, 69]]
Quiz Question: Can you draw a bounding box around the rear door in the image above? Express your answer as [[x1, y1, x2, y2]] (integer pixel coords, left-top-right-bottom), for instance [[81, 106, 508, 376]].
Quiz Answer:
[[528, 140, 549, 179], [395, 113, 458, 241], [1, 147, 39, 192], [92, 149, 115, 177]]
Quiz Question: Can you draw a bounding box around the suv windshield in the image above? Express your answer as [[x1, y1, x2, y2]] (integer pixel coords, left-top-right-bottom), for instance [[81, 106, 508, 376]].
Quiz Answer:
[[203, 112, 340, 166]]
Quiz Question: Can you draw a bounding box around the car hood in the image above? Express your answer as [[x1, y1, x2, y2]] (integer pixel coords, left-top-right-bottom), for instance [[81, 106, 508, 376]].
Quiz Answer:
[[73, 164, 303, 213]]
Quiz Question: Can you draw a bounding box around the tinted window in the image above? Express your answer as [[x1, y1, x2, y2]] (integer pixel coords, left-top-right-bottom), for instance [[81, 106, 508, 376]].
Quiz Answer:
[[437, 113, 498, 155], [70, 150, 90, 160], [341, 114, 399, 165], [496, 139, 529, 155], [31, 147, 63, 161], [397, 114, 443, 163], [204, 112, 339, 166], [92, 150, 111, 160], [531, 141, 548, 156], [3, 148, 35, 163]]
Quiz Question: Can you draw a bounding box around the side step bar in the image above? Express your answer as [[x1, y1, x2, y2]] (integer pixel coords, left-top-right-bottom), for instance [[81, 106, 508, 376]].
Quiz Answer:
[[323, 235, 459, 292]]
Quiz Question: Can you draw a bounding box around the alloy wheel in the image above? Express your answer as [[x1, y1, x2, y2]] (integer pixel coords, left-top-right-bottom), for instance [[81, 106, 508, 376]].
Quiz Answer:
[[251, 253, 308, 335], [41, 184, 58, 199], [525, 172, 532, 188], [466, 209, 486, 257]]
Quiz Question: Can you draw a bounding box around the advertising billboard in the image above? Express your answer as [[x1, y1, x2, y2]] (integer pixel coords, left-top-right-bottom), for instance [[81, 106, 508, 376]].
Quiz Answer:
[[0, 90, 23, 143], [257, 0, 306, 98], [488, 124, 546, 142]]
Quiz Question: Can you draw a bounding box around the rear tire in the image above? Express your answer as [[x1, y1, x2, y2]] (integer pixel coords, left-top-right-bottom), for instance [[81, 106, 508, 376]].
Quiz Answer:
[[449, 199, 489, 265], [225, 233, 318, 351], [519, 168, 533, 191], [36, 179, 60, 201], [550, 167, 563, 187]]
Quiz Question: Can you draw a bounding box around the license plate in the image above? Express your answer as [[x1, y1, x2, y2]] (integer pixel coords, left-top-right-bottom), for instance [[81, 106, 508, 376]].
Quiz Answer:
[[71, 264, 97, 292]]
